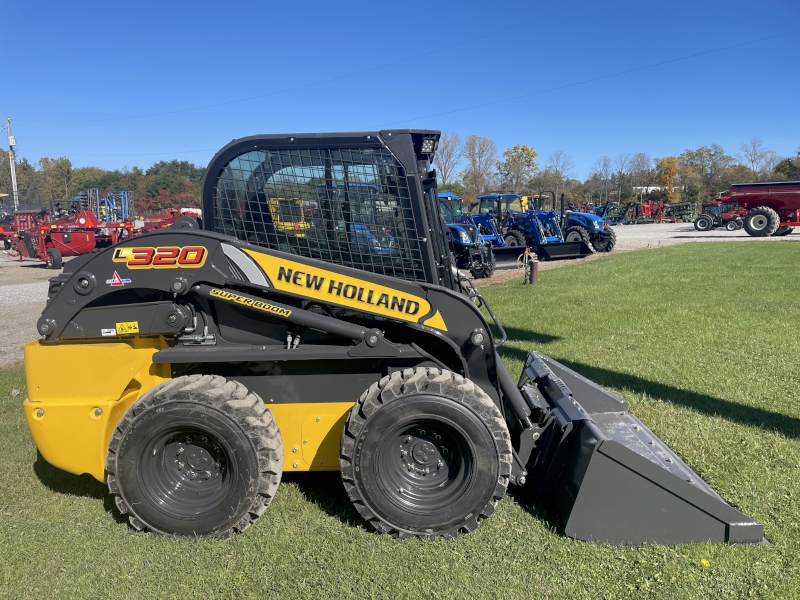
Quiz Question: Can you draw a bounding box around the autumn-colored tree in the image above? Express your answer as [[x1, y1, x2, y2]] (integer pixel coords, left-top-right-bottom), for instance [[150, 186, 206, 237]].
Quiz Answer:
[[656, 156, 680, 202], [496, 144, 538, 192], [39, 157, 73, 200]]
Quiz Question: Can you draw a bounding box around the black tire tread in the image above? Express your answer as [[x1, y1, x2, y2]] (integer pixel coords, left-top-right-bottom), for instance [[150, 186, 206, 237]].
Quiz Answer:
[[504, 230, 526, 248], [744, 206, 780, 237], [106, 374, 282, 538], [564, 226, 591, 247], [591, 227, 616, 252], [340, 367, 512, 539]]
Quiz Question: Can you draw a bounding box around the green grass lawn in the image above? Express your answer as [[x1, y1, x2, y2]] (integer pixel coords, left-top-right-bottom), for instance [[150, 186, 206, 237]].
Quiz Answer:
[[1, 242, 799, 599]]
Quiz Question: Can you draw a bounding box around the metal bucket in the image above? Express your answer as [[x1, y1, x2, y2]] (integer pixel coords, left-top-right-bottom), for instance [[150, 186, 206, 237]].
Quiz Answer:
[[518, 351, 764, 545]]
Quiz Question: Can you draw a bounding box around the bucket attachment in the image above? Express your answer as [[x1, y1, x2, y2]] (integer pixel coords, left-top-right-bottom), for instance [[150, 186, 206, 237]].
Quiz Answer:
[[535, 241, 593, 261], [517, 351, 764, 545]]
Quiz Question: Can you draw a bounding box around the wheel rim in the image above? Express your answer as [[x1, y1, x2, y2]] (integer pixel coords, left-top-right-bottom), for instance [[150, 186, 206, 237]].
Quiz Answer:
[[140, 426, 233, 517], [377, 419, 473, 512], [505, 237, 518, 247], [566, 232, 581, 243], [751, 215, 768, 230]]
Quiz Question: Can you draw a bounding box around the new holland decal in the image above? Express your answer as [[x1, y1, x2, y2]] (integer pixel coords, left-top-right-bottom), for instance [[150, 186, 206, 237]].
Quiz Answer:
[[209, 288, 292, 318], [241, 250, 447, 331]]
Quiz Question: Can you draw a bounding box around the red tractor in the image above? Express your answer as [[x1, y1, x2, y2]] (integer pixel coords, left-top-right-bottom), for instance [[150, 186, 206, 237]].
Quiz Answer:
[[724, 180, 800, 237], [693, 199, 747, 232], [0, 213, 16, 249]]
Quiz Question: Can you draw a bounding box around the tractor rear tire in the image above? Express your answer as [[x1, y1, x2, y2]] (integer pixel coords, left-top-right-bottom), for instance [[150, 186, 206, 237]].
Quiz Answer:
[[564, 226, 591, 246], [45, 248, 62, 269], [591, 228, 616, 252], [503, 231, 526, 248], [774, 226, 794, 236], [694, 215, 713, 231], [743, 206, 780, 237], [340, 368, 512, 539], [106, 375, 283, 538]]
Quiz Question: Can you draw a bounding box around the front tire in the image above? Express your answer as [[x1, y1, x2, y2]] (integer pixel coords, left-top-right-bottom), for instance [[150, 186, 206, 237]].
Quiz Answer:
[[725, 221, 738, 231], [591, 228, 616, 252], [503, 230, 526, 248], [564, 226, 591, 246], [106, 375, 283, 538], [340, 368, 512, 539], [743, 206, 780, 237]]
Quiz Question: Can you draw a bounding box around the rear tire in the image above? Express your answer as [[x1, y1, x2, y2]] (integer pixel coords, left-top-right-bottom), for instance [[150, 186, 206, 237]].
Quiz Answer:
[[774, 226, 794, 236], [106, 375, 283, 538], [340, 368, 511, 539], [503, 230, 526, 248], [564, 226, 591, 246], [694, 215, 713, 232], [45, 248, 62, 269], [591, 228, 616, 252], [743, 206, 780, 237]]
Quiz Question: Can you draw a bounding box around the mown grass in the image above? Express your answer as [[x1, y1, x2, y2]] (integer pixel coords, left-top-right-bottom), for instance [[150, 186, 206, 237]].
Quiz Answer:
[[1, 242, 799, 599]]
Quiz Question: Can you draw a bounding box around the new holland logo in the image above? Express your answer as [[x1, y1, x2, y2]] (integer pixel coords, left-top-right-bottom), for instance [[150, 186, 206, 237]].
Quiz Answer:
[[106, 271, 132, 286], [241, 250, 448, 331]]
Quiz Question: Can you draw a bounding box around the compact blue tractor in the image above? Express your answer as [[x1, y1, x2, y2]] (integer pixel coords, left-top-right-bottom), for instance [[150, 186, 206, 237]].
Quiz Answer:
[[471, 193, 593, 261], [437, 192, 495, 278], [529, 192, 616, 253]]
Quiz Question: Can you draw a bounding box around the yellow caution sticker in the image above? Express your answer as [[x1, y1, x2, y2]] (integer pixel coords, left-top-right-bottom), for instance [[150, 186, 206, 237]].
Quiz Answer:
[[115, 321, 140, 335]]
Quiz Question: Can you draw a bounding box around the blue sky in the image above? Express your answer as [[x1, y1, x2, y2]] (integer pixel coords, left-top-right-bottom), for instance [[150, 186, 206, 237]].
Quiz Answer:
[[5, 0, 799, 178]]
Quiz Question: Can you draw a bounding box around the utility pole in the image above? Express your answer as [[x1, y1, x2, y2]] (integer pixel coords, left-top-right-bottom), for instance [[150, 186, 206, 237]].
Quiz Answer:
[[6, 118, 19, 209]]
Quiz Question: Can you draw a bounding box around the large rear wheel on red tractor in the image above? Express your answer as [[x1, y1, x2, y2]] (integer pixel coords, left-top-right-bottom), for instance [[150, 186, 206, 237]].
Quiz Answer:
[[106, 375, 283, 538], [340, 368, 511, 539], [743, 206, 780, 237]]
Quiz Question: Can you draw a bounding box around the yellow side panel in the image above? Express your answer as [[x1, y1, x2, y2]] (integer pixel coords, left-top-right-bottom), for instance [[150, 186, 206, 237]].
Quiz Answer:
[[23, 338, 170, 481], [268, 402, 353, 472]]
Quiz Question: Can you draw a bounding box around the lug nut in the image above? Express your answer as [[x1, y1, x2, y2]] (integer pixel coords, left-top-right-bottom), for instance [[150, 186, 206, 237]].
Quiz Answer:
[[177, 447, 185, 454], [407, 464, 414, 472], [189, 471, 197, 480], [400, 450, 407, 457], [177, 462, 185, 470], [405, 436, 412, 443], [214, 462, 220, 468], [423, 467, 430, 474], [437, 460, 444, 468], [204, 471, 212, 480]]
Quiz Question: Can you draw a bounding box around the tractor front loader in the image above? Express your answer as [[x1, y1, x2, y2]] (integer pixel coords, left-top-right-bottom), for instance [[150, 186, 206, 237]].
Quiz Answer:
[[23, 131, 763, 544]]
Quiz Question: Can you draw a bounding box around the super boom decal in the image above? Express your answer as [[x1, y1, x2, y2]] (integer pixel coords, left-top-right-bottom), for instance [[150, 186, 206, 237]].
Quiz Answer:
[[242, 250, 447, 331]]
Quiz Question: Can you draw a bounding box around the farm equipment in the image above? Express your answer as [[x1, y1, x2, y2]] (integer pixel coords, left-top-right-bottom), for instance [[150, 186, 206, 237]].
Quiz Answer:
[[0, 213, 15, 249], [474, 193, 593, 261], [722, 180, 800, 237], [527, 192, 616, 253], [23, 130, 763, 545], [140, 208, 203, 233], [438, 192, 494, 278], [10, 203, 133, 269], [694, 200, 746, 232]]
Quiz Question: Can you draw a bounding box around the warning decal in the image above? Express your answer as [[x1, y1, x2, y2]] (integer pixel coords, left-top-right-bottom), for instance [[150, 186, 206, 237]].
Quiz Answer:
[[115, 321, 140, 335]]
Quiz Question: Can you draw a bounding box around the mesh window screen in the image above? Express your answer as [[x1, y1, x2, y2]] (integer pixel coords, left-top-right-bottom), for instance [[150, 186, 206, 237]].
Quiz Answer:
[[213, 147, 426, 281]]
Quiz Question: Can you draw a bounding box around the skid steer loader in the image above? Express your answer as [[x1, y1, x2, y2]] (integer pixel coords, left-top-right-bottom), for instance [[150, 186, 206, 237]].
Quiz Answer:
[[23, 130, 763, 544]]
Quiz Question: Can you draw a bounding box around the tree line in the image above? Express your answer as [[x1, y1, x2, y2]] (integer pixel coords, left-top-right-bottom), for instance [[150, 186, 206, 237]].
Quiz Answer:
[[0, 150, 204, 212], [1, 137, 798, 213], [434, 134, 800, 206]]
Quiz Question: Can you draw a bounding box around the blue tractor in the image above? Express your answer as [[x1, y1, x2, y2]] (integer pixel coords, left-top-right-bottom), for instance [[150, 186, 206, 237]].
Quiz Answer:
[[529, 192, 616, 253], [437, 192, 495, 278], [471, 193, 593, 261]]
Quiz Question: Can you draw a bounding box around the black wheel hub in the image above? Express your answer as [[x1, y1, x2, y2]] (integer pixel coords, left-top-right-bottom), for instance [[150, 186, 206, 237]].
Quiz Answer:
[[141, 428, 231, 516], [377, 422, 472, 512]]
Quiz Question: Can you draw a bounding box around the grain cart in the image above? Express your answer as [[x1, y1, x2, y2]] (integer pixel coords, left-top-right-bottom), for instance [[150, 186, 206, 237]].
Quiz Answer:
[[722, 181, 800, 237], [23, 130, 762, 545]]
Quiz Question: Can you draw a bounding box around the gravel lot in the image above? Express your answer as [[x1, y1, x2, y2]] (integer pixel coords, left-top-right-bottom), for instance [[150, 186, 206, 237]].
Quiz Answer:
[[1, 223, 797, 367]]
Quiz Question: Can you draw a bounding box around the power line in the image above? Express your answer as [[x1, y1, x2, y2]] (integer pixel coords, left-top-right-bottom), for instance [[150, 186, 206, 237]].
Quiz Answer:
[[358, 29, 800, 130], [14, 0, 601, 124]]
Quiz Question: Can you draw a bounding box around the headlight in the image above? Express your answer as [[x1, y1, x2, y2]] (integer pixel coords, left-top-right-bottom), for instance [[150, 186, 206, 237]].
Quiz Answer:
[[593, 221, 604, 229], [459, 230, 471, 244]]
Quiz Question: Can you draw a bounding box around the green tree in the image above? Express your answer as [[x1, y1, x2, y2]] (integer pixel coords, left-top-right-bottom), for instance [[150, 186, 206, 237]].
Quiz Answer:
[[773, 149, 800, 180], [437, 182, 466, 197], [496, 144, 538, 192], [39, 157, 73, 200]]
